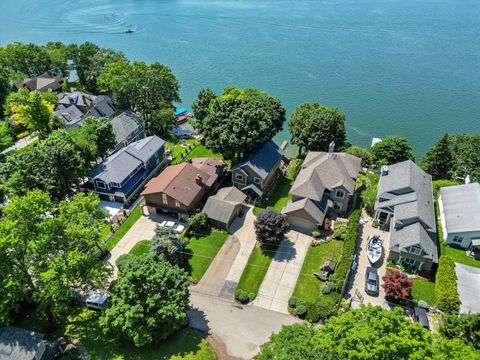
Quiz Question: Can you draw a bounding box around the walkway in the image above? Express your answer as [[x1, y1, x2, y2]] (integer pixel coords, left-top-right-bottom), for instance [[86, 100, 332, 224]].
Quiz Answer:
[[188, 291, 300, 360], [254, 231, 311, 314], [1, 134, 37, 154], [345, 210, 390, 308]]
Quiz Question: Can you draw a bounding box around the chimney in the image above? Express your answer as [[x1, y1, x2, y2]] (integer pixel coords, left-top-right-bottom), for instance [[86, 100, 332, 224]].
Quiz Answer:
[[195, 174, 203, 185], [328, 141, 335, 153]]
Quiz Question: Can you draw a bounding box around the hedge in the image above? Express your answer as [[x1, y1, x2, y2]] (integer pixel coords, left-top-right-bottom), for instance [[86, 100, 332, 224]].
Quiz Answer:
[[332, 210, 361, 289], [435, 255, 461, 313]]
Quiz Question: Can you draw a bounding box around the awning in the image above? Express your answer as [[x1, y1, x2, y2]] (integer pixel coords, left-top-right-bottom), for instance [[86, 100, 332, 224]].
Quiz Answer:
[[175, 108, 188, 116]]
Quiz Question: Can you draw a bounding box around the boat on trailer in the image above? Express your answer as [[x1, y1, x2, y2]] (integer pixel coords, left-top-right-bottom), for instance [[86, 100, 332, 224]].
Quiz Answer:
[[366, 235, 383, 264]]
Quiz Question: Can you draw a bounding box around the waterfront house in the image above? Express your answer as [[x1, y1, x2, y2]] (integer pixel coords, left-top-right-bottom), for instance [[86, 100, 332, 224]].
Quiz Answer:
[[88, 135, 166, 205], [439, 183, 480, 255], [110, 110, 145, 152], [374, 160, 438, 271], [0, 326, 62, 360], [231, 141, 282, 200], [202, 186, 247, 230], [142, 158, 227, 221], [13, 71, 63, 92], [282, 144, 362, 233]]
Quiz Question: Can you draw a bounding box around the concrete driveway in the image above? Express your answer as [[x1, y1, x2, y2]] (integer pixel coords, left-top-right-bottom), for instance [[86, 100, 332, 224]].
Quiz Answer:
[[254, 231, 311, 314], [188, 291, 300, 360], [455, 263, 480, 313], [345, 211, 390, 308]]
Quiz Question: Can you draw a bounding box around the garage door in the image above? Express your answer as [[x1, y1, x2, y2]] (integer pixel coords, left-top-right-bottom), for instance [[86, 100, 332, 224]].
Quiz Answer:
[[288, 216, 315, 234]]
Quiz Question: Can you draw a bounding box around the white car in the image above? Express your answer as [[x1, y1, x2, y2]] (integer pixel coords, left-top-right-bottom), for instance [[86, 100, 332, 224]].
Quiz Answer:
[[175, 224, 185, 234], [85, 293, 109, 311]]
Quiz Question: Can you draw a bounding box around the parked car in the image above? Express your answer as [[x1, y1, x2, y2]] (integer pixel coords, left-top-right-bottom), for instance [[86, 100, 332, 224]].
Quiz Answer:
[[175, 224, 185, 234], [85, 293, 109, 311], [414, 307, 430, 330], [365, 267, 379, 295]]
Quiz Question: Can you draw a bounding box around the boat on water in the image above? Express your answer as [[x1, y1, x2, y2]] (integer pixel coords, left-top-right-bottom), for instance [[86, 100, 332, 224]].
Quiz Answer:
[[366, 235, 383, 264], [174, 108, 192, 125], [125, 28, 135, 33]]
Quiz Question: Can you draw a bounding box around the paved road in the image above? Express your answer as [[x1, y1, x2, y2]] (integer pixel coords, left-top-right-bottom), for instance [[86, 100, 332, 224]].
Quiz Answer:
[[345, 211, 390, 308], [188, 291, 300, 360], [1, 134, 38, 154], [254, 231, 311, 314], [455, 263, 480, 314]]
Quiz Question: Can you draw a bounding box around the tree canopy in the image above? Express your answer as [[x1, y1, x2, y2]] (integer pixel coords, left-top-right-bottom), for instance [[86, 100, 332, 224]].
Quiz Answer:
[[371, 135, 415, 165], [150, 225, 186, 265], [0, 190, 110, 325], [97, 60, 180, 123], [255, 305, 479, 360], [100, 253, 190, 347], [254, 209, 290, 245], [288, 102, 346, 155], [441, 312, 480, 351], [421, 133, 453, 180], [191, 86, 285, 160]]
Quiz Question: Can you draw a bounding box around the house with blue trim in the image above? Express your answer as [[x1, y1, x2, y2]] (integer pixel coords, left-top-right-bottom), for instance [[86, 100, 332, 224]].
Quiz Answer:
[[88, 135, 167, 205], [231, 141, 283, 199]]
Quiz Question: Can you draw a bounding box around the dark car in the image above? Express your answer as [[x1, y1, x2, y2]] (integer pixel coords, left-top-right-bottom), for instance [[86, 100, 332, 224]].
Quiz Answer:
[[365, 267, 379, 296], [414, 307, 430, 330]]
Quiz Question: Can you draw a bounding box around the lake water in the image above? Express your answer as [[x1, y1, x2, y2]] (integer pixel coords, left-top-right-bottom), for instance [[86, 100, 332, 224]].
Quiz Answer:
[[1, 0, 479, 157]]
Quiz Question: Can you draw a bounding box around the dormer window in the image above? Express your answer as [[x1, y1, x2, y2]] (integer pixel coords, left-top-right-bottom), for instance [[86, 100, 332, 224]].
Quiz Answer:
[[96, 181, 106, 189], [335, 189, 345, 199], [409, 245, 422, 255], [235, 174, 243, 181], [111, 182, 120, 188]]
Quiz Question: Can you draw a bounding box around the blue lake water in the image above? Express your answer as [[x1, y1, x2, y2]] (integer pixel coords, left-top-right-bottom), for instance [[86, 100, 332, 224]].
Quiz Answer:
[[1, 0, 479, 157]]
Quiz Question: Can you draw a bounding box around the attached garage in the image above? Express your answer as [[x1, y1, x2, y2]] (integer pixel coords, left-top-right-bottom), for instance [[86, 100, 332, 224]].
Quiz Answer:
[[287, 215, 317, 234], [282, 197, 326, 235]]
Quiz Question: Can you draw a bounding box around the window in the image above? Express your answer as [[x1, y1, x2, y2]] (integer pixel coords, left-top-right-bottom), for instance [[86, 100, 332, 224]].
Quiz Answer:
[[235, 174, 243, 181], [111, 182, 120, 188], [334, 202, 343, 211], [452, 236, 464, 244], [335, 189, 345, 199], [403, 258, 418, 267], [96, 181, 106, 189], [254, 177, 261, 185], [162, 194, 168, 204], [175, 200, 181, 208], [409, 245, 422, 255]]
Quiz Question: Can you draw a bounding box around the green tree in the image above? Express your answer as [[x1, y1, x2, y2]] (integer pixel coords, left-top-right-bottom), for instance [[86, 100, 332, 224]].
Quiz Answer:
[[371, 135, 415, 165], [288, 102, 346, 155], [254, 209, 290, 245], [97, 60, 180, 122], [449, 133, 480, 182], [0, 42, 52, 77], [187, 212, 210, 234], [100, 253, 190, 347], [0, 190, 110, 325], [146, 107, 175, 137], [441, 313, 480, 350], [191, 88, 217, 121], [0, 130, 85, 201], [256, 305, 479, 360], [191, 86, 285, 160], [361, 183, 377, 216], [0, 122, 13, 151], [421, 133, 453, 180], [344, 145, 372, 165], [150, 226, 185, 265], [436, 255, 461, 313], [0, 68, 10, 117], [70, 42, 126, 93]]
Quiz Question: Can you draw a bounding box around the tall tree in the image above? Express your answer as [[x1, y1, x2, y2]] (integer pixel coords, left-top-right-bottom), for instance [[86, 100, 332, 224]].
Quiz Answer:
[[191, 87, 216, 121], [0, 190, 110, 325], [441, 313, 480, 350], [0, 42, 52, 77], [254, 209, 290, 245], [421, 133, 453, 180], [97, 60, 180, 122], [256, 305, 478, 360], [371, 135, 415, 165], [344, 145, 372, 165], [150, 226, 185, 265], [145, 107, 175, 137], [288, 102, 346, 155], [100, 253, 189, 347], [0, 130, 85, 201], [0, 122, 13, 151], [70, 42, 126, 93], [448, 133, 480, 182], [0, 68, 10, 117], [191, 86, 285, 160]]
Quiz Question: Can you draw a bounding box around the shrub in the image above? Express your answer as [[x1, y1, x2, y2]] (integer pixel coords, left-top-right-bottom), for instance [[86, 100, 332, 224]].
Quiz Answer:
[[295, 303, 307, 317], [254, 209, 290, 245], [311, 230, 321, 239], [234, 288, 249, 304], [333, 222, 347, 240], [306, 297, 337, 323], [288, 296, 300, 308], [187, 212, 210, 233], [361, 184, 377, 216], [381, 270, 412, 300], [331, 210, 361, 290], [436, 256, 461, 313], [322, 283, 335, 295], [151, 225, 185, 265], [248, 292, 256, 301]]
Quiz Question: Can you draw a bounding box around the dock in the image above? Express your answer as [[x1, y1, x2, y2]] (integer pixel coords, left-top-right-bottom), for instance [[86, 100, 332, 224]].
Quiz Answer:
[[280, 140, 288, 150]]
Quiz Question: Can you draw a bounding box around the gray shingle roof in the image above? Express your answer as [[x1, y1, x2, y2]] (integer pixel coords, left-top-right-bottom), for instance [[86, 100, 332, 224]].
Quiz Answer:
[[92, 135, 164, 184], [0, 326, 44, 360], [202, 187, 247, 224], [390, 222, 438, 262], [282, 197, 327, 224], [110, 110, 143, 144], [440, 183, 480, 233], [232, 141, 282, 180], [290, 152, 361, 200]]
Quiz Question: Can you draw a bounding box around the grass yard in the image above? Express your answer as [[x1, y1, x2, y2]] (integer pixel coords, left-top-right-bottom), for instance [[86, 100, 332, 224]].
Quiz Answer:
[[439, 242, 480, 268], [15, 307, 216, 360], [129, 240, 152, 256], [236, 244, 276, 298], [292, 240, 343, 304], [253, 176, 293, 215], [165, 139, 198, 164], [185, 230, 229, 283], [412, 279, 436, 306], [106, 202, 143, 250]]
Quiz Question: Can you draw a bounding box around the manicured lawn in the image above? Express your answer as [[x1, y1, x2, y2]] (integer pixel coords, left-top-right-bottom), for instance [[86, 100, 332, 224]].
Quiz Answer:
[[440, 242, 480, 268], [236, 244, 276, 298], [292, 240, 343, 304], [412, 279, 436, 306], [129, 240, 152, 256], [253, 176, 293, 215], [100, 224, 111, 240], [184, 230, 229, 283], [15, 308, 216, 360], [106, 203, 143, 250], [165, 139, 198, 163]]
